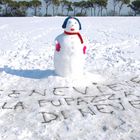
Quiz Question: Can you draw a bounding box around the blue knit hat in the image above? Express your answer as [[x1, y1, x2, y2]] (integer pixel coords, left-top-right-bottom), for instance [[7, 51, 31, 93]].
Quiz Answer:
[[62, 16, 82, 30]]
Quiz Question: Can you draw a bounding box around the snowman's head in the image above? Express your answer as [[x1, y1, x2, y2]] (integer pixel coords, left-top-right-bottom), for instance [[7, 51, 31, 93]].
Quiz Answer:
[[62, 16, 82, 33]]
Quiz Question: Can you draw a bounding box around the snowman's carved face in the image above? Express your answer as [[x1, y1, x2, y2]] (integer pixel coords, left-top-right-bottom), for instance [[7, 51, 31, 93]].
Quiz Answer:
[[65, 18, 80, 33]]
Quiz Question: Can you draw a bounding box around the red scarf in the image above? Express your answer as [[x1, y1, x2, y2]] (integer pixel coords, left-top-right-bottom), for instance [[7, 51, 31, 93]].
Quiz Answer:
[[64, 31, 84, 44]]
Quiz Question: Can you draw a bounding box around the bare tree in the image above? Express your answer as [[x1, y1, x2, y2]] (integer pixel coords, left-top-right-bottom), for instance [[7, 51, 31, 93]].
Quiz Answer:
[[44, 0, 51, 16], [87, 0, 98, 16], [60, 0, 66, 15], [51, 0, 60, 16], [118, 0, 130, 15], [128, 0, 140, 16], [66, 1, 73, 16], [30, 0, 42, 16], [97, 0, 107, 16], [112, 0, 118, 15], [72, 2, 79, 16], [0, 0, 11, 15]]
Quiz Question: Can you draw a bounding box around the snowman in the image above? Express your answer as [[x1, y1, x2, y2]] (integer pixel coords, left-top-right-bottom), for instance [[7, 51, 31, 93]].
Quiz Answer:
[[54, 16, 87, 77]]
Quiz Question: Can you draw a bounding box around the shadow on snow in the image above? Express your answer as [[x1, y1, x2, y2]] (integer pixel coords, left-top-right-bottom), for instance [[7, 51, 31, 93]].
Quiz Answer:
[[0, 66, 56, 79]]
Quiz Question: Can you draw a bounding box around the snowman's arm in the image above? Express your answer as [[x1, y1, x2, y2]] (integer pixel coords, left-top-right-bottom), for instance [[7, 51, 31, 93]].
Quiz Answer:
[[82, 35, 89, 54], [83, 45, 86, 54], [55, 40, 61, 52]]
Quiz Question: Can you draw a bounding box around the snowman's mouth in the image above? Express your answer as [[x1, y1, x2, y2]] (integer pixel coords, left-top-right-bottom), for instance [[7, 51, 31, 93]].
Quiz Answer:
[[70, 28, 75, 31]]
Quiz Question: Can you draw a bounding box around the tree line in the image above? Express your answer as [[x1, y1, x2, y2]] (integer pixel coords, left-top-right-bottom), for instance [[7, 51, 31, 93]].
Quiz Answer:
[[0, 0, 140, 16]]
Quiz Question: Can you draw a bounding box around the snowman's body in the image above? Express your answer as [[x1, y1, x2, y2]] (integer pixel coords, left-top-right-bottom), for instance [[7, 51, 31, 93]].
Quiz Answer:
[[54, 17, 86, 77]]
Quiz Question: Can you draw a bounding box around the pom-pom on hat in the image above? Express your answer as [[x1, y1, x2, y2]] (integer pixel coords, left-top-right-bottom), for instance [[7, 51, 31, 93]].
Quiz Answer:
[[62, 16, 82, 30]]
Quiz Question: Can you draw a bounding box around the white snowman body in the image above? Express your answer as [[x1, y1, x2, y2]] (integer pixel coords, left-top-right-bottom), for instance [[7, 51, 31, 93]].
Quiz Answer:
[[54, 17, 86, 77]]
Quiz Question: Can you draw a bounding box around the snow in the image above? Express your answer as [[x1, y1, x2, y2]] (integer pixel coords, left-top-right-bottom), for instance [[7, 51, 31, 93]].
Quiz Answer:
[[0, 17, 140, 140]]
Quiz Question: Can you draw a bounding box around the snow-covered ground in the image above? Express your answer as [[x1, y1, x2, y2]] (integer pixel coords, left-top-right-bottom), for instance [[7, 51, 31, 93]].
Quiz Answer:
[[0, 17, 140, 140]]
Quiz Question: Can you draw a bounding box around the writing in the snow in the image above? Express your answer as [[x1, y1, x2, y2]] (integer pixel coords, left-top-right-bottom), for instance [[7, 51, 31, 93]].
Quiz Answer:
[[0, 76, 140, 124]]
